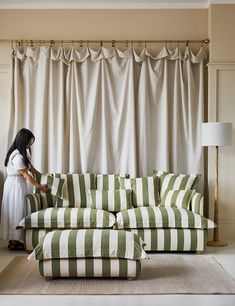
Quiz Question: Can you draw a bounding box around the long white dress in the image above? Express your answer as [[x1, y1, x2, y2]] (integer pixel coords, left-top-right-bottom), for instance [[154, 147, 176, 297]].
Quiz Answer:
[[0, 149, 29, 241]]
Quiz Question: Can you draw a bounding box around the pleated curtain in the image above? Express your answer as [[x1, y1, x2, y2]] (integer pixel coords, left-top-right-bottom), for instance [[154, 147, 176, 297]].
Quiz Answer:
[[9, 45, 207, 177]]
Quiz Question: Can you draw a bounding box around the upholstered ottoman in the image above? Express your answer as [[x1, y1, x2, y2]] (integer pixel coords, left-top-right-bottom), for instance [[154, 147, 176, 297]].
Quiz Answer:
[[28, 229, 147, 279]]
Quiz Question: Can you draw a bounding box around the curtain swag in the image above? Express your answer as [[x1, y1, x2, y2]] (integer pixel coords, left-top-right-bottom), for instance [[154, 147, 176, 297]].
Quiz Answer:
[[13, 46, 208, 64]]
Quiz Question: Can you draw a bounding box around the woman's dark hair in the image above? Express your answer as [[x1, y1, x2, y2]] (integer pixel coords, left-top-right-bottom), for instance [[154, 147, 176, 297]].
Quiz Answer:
[[4, 128, 35, 167]]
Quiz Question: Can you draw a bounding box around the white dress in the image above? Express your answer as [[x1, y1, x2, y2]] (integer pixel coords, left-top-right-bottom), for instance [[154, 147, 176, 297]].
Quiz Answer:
[[0, 149, 29, 241]]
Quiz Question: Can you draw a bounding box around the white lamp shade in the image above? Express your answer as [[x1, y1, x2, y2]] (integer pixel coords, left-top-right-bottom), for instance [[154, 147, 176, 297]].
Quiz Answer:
[[201, 122, 233, 147]]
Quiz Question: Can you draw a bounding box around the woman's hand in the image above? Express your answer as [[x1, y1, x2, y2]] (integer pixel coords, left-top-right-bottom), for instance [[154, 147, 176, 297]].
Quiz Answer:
[[39, 184, 50, 193]]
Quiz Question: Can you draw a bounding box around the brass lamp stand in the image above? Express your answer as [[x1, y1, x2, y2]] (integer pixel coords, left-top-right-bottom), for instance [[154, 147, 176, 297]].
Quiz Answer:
[[207, 146, 228, 247]]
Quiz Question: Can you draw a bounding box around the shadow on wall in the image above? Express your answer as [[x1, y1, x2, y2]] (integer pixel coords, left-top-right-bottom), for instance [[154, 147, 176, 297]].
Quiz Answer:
[[0, 171, 3, 214]]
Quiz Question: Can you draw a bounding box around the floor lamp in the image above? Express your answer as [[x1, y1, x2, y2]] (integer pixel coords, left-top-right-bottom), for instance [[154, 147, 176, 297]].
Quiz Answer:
[[201, 122, 233, 247]]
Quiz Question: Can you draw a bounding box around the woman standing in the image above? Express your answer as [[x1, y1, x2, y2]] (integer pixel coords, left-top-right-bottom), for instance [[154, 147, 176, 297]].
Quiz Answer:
[[0, 128, 49, 250]]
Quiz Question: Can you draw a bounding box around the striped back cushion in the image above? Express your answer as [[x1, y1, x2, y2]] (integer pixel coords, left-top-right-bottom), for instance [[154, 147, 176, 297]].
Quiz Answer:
[[119, 176, 160, 208], [27, 229, 148, 261], [153, 170, 201, 198], [55, 173, 96, 208], [159, 189, 194, 209], [89, 189, 133, 212], [96, 174, 129, 190], [34, 173, 55, 208]]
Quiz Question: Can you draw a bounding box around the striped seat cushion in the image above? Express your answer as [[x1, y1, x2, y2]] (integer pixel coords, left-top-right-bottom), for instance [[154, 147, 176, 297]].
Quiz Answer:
[[159, 189, 194, 209], [96, 174, 129, 190], [119, 176, 160, 207], [116, 207, 215, 230], [89, 189, 133, 212], [153, 170, 201, 198], [28, 229, 148, 261], [54, 173, 96, 208], [39, 258, 142, 278], [17, 207, 115, 229]]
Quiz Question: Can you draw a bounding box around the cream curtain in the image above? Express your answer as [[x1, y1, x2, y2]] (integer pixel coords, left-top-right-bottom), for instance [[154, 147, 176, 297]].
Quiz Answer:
[[9, 45, 207, 177]]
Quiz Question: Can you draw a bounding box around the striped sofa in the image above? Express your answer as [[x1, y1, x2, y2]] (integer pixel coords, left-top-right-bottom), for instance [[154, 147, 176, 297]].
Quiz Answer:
[[18, 172, 215, 253]]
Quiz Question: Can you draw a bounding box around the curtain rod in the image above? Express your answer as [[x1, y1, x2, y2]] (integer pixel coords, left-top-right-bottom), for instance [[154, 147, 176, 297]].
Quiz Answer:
[[0, 38, 210, 46]]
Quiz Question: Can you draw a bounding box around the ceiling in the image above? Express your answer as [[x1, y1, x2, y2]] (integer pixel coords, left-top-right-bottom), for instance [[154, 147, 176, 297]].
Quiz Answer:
[[0, 0, 234, 9]]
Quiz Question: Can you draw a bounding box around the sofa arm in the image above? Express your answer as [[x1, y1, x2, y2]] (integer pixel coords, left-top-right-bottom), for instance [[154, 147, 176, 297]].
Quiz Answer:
[[26, 193, 42, 214], [191, 192, 204, 216]]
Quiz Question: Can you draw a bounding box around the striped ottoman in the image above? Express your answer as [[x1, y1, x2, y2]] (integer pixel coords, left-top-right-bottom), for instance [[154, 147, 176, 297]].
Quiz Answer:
[[28, 229, 147, 279]]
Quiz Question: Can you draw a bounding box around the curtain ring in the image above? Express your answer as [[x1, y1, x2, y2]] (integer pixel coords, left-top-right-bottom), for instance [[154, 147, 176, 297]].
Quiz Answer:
[[100, 41, 103, 47], [126, 40, 128, 48], [80, 40, 83, 48], [144, 40, 146, 49], [112, 40, 115, 48], [87, 40, 89, 48], [61, 40, 64, 47], [72, 40, 74, 48], [11, 40, 14, 52], [186, 40, 189, 47], [138, 41, 141, 48], [30, 40, 33, 48]]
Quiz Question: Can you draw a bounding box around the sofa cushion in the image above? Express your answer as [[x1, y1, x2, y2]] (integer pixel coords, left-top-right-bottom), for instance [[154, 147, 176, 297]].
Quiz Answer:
[[54, 173, 96, 208], [17, 207, 115, 229], [119, 176, 160, 207], [90, 189, 133, 212], [34, 173, 56, 208], [153, 170, 201, 198], [159, 189, 194, 210], [47, 176, 65, 199], [96, 174, 129, 190], [27, 229, 148, 260], [116, 207, 215, 230]]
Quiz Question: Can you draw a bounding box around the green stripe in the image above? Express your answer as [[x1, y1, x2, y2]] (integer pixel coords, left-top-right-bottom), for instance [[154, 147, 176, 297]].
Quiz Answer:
[[142, 177, 149, 206], [85, 229, 94, 257]]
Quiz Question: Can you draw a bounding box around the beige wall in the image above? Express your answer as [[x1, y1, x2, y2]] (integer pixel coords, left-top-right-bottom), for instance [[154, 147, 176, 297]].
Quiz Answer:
[[208, 4, 235, 240]]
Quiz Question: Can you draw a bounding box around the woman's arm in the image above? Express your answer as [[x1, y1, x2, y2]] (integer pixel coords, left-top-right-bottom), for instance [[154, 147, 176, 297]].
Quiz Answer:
[[18, 169, 49, 192], [28, 164, 41, 176]]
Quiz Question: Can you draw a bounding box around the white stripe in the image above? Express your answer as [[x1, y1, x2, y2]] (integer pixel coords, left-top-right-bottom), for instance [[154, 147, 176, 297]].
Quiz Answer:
[[57, 208, 66, 228], [42, 260, 52, 277], [194, 212, 202, 229], [166, 207, 176, 227], [157, 229, 165, 250], [109, 175, 115, 190], [70, 208, 78, 228], [25, 229, 33, 251], [73, 174, 81, 207], [76, 259, 86, 277], [44, 207, 53, 228], [170, 229, 178, 250], [141, 207, 150, 228], [135, 178, 143, 207], [154, 208, 163, 227], [93, 230, 102, 257], [93, 258, 103, 276], [125, 232, 134, 259], [183, 229, 191, 250], [60, 260, 69, 277], [147, 176, 155, 206], [96, 209, 105, 228], [120, 190, 127, 210], [42, 231, 54, 259], [161, 175, 173, 198], [83, 207, 91, 227], [76, 230, 86, 257], [143, 228, 151, 249], [180, 208, 189, 228], [173, 176, 183, 189], [128, 260, 137, 277], [196, 230, 204, 251], [109, 230, 118, 257], [109, 191, 115, 211], [128, 208, 137, 228], [110, 259, 119, 277], [31, 211, 39, 227], [177, 191, 185, 208], [59, 230, 70, 258]]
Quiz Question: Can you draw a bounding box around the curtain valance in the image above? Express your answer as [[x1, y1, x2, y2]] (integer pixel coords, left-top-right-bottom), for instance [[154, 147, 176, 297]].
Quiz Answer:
[[13, 46, 208, 64]]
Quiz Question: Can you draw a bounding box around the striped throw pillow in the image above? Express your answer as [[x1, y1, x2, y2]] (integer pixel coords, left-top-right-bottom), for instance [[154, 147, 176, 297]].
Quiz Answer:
[[34, 173, 56, 208], [47, 175, 65, 199], [55, 173, 96, 208], [17, 207, 116, 229], [96, 174, 129, 190], [116, 207, 216, 230], [153, 170, 201, 198], [159, 189, 194, 209], [119, 176, 160, 207], [89, 189, 133, 212], [27, 229, 148, 261]]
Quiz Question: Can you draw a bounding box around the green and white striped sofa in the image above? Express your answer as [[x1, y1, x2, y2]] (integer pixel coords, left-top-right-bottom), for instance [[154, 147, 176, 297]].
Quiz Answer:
[[18, 172, 215, 253]]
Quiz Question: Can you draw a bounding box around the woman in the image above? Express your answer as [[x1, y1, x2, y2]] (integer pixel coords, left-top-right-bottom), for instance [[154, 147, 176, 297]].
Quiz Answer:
[[0, 128, 49, 250]]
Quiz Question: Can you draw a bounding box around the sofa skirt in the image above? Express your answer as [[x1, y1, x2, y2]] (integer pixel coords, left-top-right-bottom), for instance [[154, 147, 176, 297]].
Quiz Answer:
[[39, 258, 142, 278], [126, 228, 207, 251], [23, 228, 207, 252]]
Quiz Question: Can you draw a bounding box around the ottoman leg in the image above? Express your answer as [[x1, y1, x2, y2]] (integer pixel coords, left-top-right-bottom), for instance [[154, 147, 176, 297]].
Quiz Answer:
[[45, 276, 54, 281]]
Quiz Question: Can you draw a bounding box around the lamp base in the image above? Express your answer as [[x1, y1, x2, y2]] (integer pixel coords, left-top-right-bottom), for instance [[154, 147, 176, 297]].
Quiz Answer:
[[207, 240, 228, 247]]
